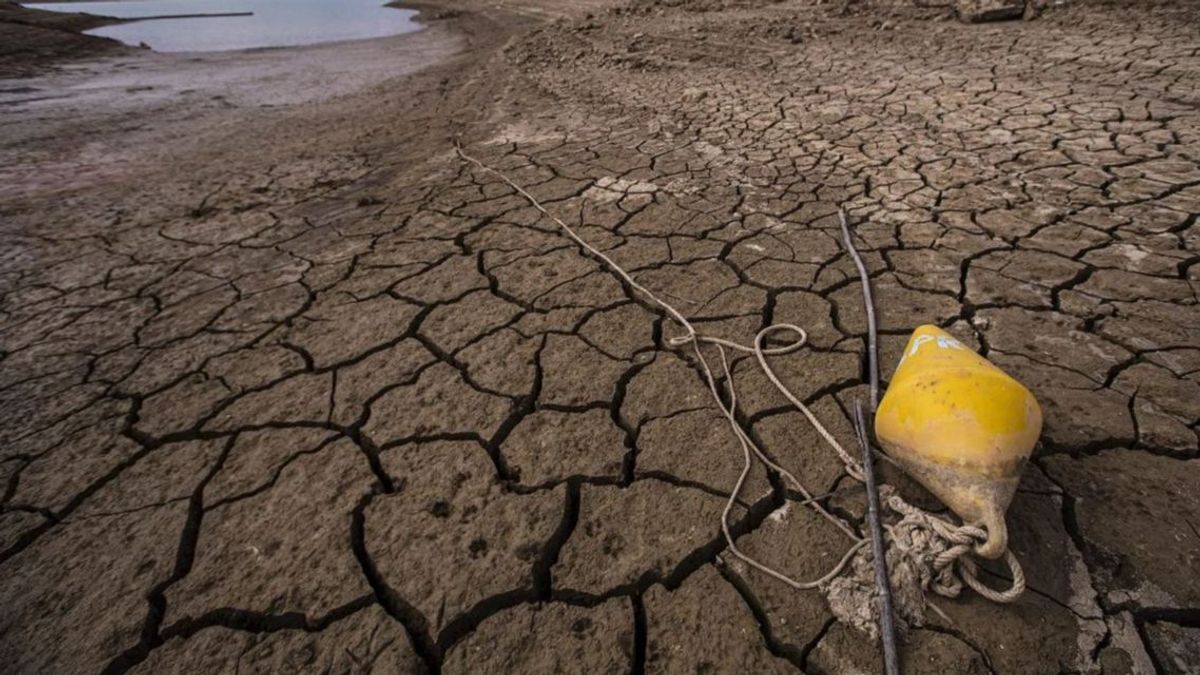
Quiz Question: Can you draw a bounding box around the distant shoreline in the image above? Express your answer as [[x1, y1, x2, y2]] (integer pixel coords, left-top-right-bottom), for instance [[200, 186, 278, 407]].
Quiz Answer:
[[0, 1, 126, 77], [0, 0, 440, 78]]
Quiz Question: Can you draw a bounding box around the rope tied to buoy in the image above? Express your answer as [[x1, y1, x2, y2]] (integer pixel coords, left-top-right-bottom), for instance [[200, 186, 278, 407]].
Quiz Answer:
[[885, 491, 1025, 604], [825, 485, 1026, 639], [454, 143, 1025, 639]]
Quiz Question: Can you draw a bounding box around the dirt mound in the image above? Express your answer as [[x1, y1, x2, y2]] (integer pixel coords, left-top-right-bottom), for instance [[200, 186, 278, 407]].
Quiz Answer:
[[0, 1, 124, 77]]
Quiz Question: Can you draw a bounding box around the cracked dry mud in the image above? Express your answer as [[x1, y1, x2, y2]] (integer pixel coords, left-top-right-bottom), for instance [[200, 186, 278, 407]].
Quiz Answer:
[[2, 0, 1199, 673]]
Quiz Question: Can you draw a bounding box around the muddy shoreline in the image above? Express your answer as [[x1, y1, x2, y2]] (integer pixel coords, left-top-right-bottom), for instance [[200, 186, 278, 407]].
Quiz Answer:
[[0, 0, 473, 202], [0, 0, 457, 78], [0, 1, 128, 77]]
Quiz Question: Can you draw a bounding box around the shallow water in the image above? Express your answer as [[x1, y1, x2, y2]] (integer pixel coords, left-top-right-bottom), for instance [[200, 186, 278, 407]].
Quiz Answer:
[[25, 0, 420, 52]]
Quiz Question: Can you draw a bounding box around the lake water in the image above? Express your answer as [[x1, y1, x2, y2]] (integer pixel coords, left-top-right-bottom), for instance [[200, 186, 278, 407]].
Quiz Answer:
[[25, 0, 421, 52]]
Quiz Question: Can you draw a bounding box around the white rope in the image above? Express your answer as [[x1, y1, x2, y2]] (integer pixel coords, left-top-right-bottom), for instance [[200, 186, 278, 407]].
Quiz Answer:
[[885, 492, 1025, 604], [454, 145, 1025, 614]]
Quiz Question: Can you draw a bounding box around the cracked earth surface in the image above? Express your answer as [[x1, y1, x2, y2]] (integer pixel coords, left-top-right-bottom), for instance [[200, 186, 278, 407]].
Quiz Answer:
[[2, 0, 1200, 673]]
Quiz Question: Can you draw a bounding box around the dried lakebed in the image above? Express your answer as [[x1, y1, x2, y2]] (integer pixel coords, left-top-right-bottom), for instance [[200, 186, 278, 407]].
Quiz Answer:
[[0, 1, 1198, 673]]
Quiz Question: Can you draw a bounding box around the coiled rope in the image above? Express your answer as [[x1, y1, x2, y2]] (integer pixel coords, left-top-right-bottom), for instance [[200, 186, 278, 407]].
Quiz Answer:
[[455, 145, 1025, 634]]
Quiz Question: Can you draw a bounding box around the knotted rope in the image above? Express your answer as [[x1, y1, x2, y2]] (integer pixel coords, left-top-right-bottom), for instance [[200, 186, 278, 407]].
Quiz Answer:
[[455, 144, 1025, 638], [886, 492, 1025, 604], [825, 486, 1025, 638]]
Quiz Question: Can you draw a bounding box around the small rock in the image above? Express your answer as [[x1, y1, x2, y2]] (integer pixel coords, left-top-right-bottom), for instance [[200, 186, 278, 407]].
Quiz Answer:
[[956, 0, 1024, 22], [1024, 0, 1053, 20]]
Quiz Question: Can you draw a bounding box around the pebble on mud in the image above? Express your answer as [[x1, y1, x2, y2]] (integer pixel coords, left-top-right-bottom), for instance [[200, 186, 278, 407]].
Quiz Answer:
[[956, 0, 1026, 22]]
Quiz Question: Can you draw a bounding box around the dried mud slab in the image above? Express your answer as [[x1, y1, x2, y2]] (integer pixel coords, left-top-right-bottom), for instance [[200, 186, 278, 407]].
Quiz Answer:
[[808, 622, 989, 674], [367, 440, 566, 631], [644, 565, 794, 673], [1043, 451, 1200, 610], [443, 599, 633, 673], [164, 439, 377, 625]]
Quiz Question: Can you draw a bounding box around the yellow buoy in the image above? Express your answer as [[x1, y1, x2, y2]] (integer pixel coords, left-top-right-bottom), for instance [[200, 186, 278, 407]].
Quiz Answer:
[[874, 325, 1042, 559]]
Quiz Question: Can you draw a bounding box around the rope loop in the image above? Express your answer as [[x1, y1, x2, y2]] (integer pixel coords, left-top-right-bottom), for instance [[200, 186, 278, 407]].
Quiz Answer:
[[959, 551, 1026, 603], [666, 322, 808, 356], [885, 491, 1025, 604]]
